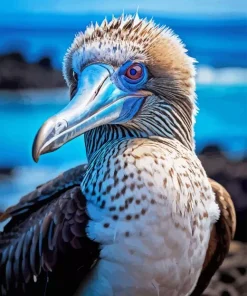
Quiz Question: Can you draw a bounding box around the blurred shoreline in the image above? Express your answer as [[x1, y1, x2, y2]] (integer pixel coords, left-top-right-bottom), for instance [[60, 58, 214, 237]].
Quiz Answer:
[[0, 52, 65, 90], [1, 52, 247, 92]]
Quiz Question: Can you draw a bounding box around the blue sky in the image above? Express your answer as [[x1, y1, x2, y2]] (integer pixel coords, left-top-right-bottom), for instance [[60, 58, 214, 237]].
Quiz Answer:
[[0, 0, 247, 16]]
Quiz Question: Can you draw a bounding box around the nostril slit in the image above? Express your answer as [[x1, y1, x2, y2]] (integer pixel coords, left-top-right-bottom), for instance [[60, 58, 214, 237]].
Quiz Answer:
[[55, 120, 68, 135]]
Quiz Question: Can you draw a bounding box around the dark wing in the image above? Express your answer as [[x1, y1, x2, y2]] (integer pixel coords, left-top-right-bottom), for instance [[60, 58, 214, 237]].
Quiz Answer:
[[191, 178, 236, 296], [0, 165, 99, 296], [0, 164, 87, 224]]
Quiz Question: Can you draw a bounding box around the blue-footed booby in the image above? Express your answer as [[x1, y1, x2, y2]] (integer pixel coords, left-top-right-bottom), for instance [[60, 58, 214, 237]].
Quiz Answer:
[[0, 14, 236, 296]]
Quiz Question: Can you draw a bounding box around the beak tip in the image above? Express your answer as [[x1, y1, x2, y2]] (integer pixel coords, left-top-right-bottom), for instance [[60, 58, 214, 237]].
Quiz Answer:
[[32, 134, 41, 163], [32, 148, 40, 163], [33, 156, 39, 163]]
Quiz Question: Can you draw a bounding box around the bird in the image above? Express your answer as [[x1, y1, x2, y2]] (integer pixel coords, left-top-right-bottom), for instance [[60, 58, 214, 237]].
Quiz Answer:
[[0, 14, 236, 296]]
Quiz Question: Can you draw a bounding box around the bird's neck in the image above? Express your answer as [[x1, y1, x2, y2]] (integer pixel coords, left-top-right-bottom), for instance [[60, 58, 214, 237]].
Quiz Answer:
[[84, 95, 195, 161], [84, 125, 148, 161], [85, 91, 195, 161], [85, 117, 194, 162], [129, 98, 195, 152]]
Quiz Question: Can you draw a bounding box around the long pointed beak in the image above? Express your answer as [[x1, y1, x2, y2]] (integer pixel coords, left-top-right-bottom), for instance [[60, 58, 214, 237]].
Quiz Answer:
[[32, 63, 148, 162]]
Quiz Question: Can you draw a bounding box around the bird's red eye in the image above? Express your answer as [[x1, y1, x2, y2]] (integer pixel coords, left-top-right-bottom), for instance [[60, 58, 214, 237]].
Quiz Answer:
[[125, 64, 143, 80]]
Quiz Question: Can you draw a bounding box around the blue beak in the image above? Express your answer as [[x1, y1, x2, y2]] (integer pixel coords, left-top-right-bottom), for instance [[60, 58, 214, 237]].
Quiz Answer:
[[32, 63, 147, 162]]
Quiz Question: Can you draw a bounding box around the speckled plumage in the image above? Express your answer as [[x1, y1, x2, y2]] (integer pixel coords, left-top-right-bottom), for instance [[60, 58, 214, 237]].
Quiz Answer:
[[0, 14, 235, 296], [75, 137, 219, 296]]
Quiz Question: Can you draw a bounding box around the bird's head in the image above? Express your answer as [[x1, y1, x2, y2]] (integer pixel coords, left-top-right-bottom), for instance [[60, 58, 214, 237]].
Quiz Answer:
[[32, 14, 196, 162]]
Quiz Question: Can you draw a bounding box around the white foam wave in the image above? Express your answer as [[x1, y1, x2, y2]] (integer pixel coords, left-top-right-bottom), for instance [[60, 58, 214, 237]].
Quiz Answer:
[[196, 67, 247, 85], [0, 88, 68, 105]]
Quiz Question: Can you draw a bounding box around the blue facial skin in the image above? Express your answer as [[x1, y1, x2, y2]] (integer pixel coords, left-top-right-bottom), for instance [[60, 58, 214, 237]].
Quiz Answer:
[[114, 97, 145, 123], [111, 60, 148, 124]]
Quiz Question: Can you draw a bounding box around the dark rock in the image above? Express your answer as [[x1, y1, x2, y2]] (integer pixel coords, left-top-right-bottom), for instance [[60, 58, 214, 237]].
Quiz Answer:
[[200, 145, 224, 156], [0, 52, 24, 63], [0, 52, 65, 90], [37, 57, 52, 69], [0, 167, 15, 184], [0, 167, 14, 177]]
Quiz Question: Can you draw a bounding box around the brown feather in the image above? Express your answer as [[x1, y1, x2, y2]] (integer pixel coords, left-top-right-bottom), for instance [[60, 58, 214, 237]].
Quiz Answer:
[[191, 178, 236, 295]]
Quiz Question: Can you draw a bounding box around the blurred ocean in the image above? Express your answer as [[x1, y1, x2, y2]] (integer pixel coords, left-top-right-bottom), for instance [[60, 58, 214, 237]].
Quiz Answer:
[[0, 14, 246, 69], [0, 13, 246, 210]]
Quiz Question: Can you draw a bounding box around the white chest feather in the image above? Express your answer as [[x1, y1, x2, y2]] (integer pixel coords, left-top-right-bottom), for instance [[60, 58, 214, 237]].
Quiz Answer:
[[76, 138, 220, 296]]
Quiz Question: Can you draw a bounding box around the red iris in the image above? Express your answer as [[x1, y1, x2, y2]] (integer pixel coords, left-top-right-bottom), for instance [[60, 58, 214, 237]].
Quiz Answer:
[[125, 64, 143, 80]]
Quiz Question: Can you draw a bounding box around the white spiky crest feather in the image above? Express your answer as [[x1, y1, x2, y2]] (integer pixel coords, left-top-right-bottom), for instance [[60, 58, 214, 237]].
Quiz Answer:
[[63, 13, 179, 83]]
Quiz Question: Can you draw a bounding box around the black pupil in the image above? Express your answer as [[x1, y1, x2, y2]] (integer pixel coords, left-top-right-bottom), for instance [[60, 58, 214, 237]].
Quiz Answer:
[[130, 68, 137, 76]]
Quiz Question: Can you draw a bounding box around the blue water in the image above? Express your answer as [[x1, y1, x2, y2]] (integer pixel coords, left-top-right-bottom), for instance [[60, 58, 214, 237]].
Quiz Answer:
[[0, 85, 246, 169], [0, 14, 246, 68]]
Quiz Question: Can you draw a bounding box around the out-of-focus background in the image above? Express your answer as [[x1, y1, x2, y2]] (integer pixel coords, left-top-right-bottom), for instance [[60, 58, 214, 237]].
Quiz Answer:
[[0, 1, 246, 239], [0, 0, 247, 295]]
